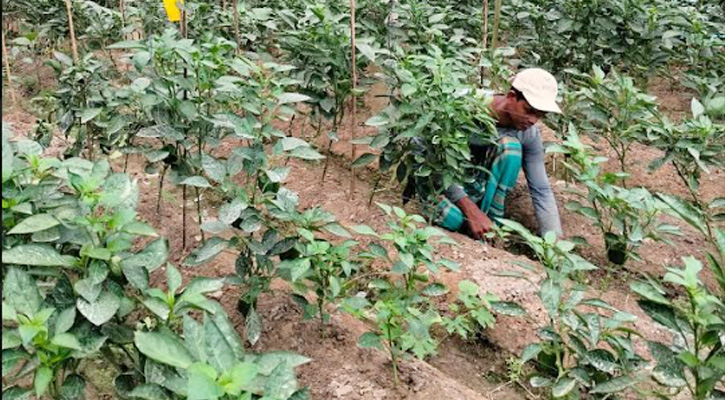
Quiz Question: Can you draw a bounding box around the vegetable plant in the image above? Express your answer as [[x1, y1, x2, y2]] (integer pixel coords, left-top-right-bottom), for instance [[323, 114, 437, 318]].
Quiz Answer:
[[548, 126, 680, 265], [631, 257, 725, 400]]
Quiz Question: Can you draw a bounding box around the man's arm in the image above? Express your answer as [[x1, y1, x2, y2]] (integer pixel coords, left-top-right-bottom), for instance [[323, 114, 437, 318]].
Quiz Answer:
[[521, 127, 563, 235]]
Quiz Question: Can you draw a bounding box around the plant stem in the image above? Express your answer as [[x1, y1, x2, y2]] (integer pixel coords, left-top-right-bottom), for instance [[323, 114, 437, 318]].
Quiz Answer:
[[387, 322, 399, 388], [233, 0, 241, 53], [157, 165, 168, 219], [480, 0, 489, 86], [182, 183, 187, 250]]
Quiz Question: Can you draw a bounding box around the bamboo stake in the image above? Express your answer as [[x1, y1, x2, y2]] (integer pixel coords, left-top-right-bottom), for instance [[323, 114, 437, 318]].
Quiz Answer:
[[2, 30, 18, 105], [233, 0, 241, 53], [480, 0, 489, 86], [349, 0, 357, 200], [64, 0, 79, 63], [492, 0, 502, 49]]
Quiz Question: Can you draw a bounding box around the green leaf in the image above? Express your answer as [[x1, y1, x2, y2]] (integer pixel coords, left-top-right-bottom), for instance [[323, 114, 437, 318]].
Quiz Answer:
[[245, 307, 262, 346], [121, 238, 168, 273], [322, 222, 351, 238], [355, 42, 376, 63], [223, 363, 258, 396], [80, 108, 102, 124], [2, 244, 76, 267], [520, 343, 542, 363], [289, 146, 325, 161], [35, 366, 53, 397], [99, 173, 138, 208], [648, 341, 686, 387], [8, 214, 60, 234], [357, 332, 383, 350], [630, 281, 670, 305], [350, 225, 377, 236], [2, 349, 28, 377], [490, 301, 527, 316], [590, 376, 637, 394], [421, 283, 448, 297], [166, 264, 182, 295], [351, 153, 377, 168], [637, 300, 679, 331], [3, 267, 42, 316], [76, 291, 121, 326], [184, 238, 229, 266], [552, 377, 576, 398], [51, 333, 82, 350], [122, 222, 158, 237], [264, 362, 298, 399], [691, 98, 705, 118], [135, 330, 195, 369], [123, 263, 150, 292], [180, 176, 211, 188], [55, 307, 76, 335], [277, 93, 312, 105], [364, 115, 389, 127], [530, 376, 553, 387], [540, 278, 561, 318], [127, 383, 171, 400], [3, 330, 22, 349], [59, 374, 86, 400], [187, 363, 223, 400], [202, 154, 226, 183]]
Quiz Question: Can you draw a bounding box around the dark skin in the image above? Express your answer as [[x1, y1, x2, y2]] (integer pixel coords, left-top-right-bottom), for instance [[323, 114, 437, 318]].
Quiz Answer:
[[458, 90, 547, 240]]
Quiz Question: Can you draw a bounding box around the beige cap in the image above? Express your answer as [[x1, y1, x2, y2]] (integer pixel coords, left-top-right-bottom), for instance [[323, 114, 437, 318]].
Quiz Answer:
[[511, 68, 562, 114]]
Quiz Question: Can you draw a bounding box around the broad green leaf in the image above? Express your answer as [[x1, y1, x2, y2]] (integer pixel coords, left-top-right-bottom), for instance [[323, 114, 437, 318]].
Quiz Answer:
[[630, 281, 670, 305], [184, 238, 229, 266], [530, 376, 553, 387], [277, 93, 312, 105], [421, 283, 448, 297], [350, 225, 377, 236], [76, 291, 121, 326], [135, 330, 195, 369], [59, 374, 86, 400], [99, 173, 138, 208], [351, 153, 377, 168], [322, 222, 351, 238], [552, 377, 576, 398], [55, 307, 76, 335], [35, 366, 53, 397], [289, 146, 324, 161], [121, 238, 168, 273], [2, 349, 27, 377], [3, 268, 43, 316], [355, 42, 376, 63], [590, 376, 637, 393], [365, 115, 389, 127], [203, 313, 236, 372], [52, 333, 82, 350], [2, 330, 22, 349], [521, 343, 542, 363], [166, 264, 182, 295], [648, 341, 686, 387], [490, 301, 527, 316], [264, 362, 298, 399], [127, 383, 171, 400], [245, 306, 262, 346], [187, 363, 223, 400], [2, 244, 76, 267], [122, 222, 158, 237], [202, 154, 226, 183], [691, 98, 705, 118], [8, 214, 60, 234], [80, 108, 102, 124], [357, 332, 383, 350], [223, 363, 258, 395], [180, 176, 211, 188]]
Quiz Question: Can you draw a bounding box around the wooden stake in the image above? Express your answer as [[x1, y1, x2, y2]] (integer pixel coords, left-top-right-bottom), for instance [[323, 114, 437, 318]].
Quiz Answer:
[[480, 0, 489, 85], [2, 30, 18, 105], [348, 0, 357, 200], [492, 0, 502, 49], [233, 0, 241, 53], [120, 0, 125, 29], [64, 0, 79, 63]]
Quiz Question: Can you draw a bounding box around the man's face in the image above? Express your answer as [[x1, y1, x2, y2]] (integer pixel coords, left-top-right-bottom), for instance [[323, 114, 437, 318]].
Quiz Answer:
[[508, 94, 546, 131]]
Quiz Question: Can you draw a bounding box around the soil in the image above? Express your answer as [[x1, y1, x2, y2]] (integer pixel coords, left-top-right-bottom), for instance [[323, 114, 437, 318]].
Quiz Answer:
[[3, 54, 723, 400]]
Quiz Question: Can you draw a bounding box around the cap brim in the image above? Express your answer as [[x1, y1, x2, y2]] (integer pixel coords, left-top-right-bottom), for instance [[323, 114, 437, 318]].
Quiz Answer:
[[523, 92, 562, 114]]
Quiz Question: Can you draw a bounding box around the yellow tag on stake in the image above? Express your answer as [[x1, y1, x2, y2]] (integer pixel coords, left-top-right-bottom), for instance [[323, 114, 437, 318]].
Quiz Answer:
[[163, 0, 183, 22]]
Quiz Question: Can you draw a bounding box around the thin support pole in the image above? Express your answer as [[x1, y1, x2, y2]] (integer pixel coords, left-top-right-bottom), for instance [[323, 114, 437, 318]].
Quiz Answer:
[[480, 0, 489, 86], [2, 30, 18, 105], [233, 0, 241, 53], [492, 0, 502, 49], [64, 0, 79, 63], [349, 0, 357, 200]]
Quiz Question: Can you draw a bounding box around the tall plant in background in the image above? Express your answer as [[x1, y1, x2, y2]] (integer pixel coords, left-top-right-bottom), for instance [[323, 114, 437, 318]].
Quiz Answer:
[[548, 126, 680, 265], [565, 67, 659, 181], [363, 45, 496, 206]]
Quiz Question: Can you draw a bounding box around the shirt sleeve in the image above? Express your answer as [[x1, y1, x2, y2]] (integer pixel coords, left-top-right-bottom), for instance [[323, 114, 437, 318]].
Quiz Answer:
[[520, 127, 563, 235]]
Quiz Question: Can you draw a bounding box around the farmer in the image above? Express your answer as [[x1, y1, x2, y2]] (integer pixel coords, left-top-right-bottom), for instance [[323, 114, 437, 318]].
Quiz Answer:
[[420, 68, 563, 239]]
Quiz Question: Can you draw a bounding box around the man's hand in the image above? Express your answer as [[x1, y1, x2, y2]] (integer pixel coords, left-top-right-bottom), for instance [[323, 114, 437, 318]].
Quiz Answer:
[[456, 196, 493, 240]]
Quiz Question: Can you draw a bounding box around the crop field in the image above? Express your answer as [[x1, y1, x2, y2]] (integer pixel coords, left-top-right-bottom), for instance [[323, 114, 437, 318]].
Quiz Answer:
[[1, 0, 724, 399]]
